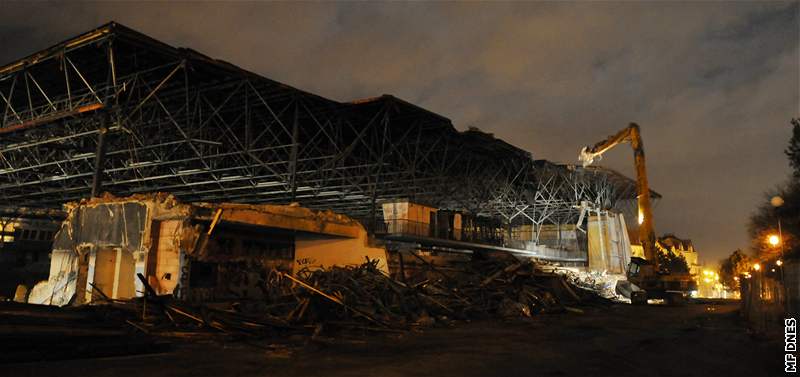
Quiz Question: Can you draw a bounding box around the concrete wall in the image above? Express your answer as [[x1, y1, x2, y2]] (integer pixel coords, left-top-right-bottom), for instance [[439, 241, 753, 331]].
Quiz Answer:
[[153, 220, 182, 295], [382, 201, 438, 235], [382, 201, 437, 224], [28, 249, 78, 305], [587, 212, 631, 274], [294, 232, 388, 274], [91, 248, 117, 300], [512, 224, 533, 242], [537, 224, 581, 252]]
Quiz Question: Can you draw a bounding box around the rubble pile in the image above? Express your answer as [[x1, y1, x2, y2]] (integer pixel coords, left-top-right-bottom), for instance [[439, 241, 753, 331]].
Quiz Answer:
[[559, 269, 629, 301], [114, 256, 612, 339]]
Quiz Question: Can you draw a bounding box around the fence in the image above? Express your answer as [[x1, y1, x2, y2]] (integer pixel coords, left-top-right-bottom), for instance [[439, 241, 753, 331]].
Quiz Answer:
[[373, 219, 507, 246], [740, 259, 800, 333]]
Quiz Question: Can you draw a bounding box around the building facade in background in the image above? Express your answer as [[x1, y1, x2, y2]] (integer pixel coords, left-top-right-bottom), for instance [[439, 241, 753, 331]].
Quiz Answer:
[[658, 234, 700, 276]]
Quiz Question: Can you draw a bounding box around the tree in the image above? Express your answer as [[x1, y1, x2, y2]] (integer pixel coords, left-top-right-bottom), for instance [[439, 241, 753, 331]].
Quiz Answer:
[[657, 250, 690, 274], [749, 119, 800, 259], [786, 118, 800, 176], [719, 249, 751, 290], [748, 181, 800, 258]]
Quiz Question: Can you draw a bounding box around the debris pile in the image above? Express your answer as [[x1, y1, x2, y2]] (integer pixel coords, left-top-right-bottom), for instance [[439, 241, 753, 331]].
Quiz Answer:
[[113, 256, 612, 340], [559, 269, 629, 301]]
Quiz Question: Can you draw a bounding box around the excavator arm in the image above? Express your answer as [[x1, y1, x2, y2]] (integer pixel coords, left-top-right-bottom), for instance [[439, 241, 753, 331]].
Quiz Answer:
[[578, 123, 658, 270]]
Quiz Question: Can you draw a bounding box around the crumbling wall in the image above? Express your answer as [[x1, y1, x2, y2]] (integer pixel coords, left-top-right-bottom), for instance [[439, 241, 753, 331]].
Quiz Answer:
[[31, 193, 191, 305], [183, 225, 296, 302], [506, 223, 587, 264], [193, 202, 362, 238], [295, 231, 388, 274], [150, 220, 183, 295], [587, 213, 631, 274], [29, 248, 77, 305], [35, 193, 391, 306], [537, 224, 581, 253]]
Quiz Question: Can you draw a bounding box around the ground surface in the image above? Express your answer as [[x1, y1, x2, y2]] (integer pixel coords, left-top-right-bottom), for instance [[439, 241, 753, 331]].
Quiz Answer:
[[5, 300, 778, 377]]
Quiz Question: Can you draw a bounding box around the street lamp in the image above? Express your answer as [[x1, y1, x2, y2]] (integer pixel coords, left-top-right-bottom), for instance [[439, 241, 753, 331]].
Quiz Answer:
[[771, 195, 785, 256], [770, 195, 787, 301], [769, 234, 781, 247]]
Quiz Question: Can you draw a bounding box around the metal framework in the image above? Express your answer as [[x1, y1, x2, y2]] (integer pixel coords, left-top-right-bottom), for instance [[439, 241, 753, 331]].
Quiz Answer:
[[0, 22, 658, 242]]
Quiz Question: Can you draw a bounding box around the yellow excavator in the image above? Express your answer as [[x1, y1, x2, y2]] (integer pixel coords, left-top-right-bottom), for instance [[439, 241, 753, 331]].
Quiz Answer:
[[579, 123, 696, 305]]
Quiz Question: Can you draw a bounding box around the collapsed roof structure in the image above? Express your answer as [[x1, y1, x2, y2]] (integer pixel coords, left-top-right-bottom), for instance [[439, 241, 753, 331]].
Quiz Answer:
[[0, 22, 658, 246]]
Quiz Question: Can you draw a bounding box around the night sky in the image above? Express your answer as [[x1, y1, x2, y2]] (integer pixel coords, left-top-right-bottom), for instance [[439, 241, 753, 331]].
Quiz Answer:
[[0, 2, 797, 265]]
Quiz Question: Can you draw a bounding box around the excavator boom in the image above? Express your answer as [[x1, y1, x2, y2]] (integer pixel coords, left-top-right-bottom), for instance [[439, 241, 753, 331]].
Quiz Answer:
[[578, 123, 658, 270]]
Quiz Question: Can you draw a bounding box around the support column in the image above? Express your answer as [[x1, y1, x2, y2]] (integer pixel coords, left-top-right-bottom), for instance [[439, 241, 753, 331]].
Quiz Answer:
[[112, 248, 122, 298], [597, 210, 607, 269], [74, 247, 91, 305]]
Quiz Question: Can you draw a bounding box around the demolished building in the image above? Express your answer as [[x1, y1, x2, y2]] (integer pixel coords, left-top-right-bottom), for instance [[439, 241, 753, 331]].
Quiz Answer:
[[30, 193, 386, 305], [0, 22, 661, 302]]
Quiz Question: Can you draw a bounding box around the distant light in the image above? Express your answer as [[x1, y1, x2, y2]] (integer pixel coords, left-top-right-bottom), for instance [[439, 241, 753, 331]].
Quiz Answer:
[[771, 196, 785, 208], [753, 263, 761, 271], [768, 234, 781, 246], [777, 260, 784, 266], [772, 269, 776, 272]]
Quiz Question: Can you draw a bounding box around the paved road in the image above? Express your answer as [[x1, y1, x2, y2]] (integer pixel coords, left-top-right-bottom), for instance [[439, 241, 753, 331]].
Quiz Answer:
[[6, 301, 777, 377]]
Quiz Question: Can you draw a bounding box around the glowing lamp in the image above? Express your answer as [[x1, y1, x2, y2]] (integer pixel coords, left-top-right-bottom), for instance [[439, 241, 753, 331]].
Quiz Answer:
[[768, 234, 781, 246]]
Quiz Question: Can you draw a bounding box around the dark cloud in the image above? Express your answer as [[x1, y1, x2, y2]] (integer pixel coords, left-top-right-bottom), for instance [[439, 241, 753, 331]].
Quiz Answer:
[[0, 1, 797, 264]]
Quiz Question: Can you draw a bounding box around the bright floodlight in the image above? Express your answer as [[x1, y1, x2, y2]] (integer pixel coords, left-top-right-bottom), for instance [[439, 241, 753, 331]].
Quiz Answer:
[[768, 234, 781, 246]]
